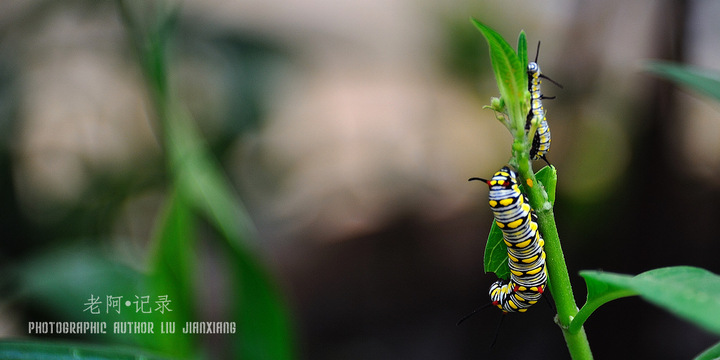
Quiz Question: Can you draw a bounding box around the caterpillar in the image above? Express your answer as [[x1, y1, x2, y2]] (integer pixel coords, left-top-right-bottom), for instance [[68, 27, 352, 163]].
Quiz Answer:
[[471, 166, 547, 313], [526, 42, 561, 164]]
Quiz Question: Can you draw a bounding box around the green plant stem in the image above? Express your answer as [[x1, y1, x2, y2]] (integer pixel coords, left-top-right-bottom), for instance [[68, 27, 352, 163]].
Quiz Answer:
[[515, 160, 592, 359], [534, 202, 593, 360], [511, 110, 593, 360], [116, 0, 174, 147]]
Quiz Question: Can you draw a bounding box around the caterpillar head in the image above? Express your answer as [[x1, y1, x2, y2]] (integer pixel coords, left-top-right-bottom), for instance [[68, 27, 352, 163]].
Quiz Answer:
[[488, 167, 517, 189], [468, 167, 517, 189], [528, 61, 540, 74]]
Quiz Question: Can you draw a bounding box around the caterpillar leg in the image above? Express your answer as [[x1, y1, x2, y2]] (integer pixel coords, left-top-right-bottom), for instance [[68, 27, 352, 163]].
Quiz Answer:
[[540, 155, 551, 167]]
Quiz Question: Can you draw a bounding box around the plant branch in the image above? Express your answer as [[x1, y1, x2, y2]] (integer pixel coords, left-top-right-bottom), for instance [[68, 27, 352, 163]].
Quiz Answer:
[[507, 54, 594, 360], [473, 20, 594, 359]]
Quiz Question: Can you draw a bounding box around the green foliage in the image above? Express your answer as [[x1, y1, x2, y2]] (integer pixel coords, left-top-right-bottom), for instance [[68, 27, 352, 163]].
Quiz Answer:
[[144, 189, 198, 355], [517, 31, 528, 83], [694, 341, 720, 360], [482, 224, 508, 279], [12, 247, 144, 336], [0, 341, 174, 360], [470, 19, 528, 139], [470, 19, 526, 102], [164, 110, 295, 354], [646, 61, 720, 101], [484, 165, 557, 279], [7, 2, 295, 359], [120, 2, 295, 358], [574, 267, 720, 335]]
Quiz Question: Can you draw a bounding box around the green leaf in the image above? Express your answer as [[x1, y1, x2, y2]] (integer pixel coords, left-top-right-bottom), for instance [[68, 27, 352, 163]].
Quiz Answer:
[[483, 165, 557, 279], [517, 30, 528, 87], [0, 340, 174, 360], [694, 341, 720, 360], [12, 247, 149, 346], [470, 19, 525, 118], [633, 267, 720, 334], [646, 62, 720, 102], [13, 243, 196, 356], [119, 4, 295, 357], [570, 271, 638, 333], [516, 31, 530, 119], [226, 244, 295, 360], [143, 189, 198, 356], [14, 247, 142, 307], [164, 106, 295, 360], [166, 106, 257, 245], [573, 267, 720, 335], [483, 222, 509, 279], [535, 164, 557, 205]]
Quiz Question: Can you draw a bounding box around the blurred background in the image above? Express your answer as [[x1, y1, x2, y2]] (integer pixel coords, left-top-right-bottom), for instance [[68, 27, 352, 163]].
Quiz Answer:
[[1, 0, 720, 359]]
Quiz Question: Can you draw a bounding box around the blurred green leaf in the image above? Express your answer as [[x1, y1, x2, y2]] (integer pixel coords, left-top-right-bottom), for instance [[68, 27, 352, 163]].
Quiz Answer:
[[116, 0, 179, 103], [164, 106, 294, 359], [694, 341, 720, 360], [14, 247, 143, 326], [226, 243, 295, 360], [483, 165, 556, 279], [12, 246, 196, 354], [0, 340, 174, 360], [118, 1, 295, 358], [142, 189, 198, 357], [165, 106, 257, 246], [573, 267, 720, 335], [646, 62, 720, 102]]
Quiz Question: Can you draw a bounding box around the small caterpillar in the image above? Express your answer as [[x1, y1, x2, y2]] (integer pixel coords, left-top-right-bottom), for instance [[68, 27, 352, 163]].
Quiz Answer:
[[471, 166, 547, 313], [526, 42, 561, 164]]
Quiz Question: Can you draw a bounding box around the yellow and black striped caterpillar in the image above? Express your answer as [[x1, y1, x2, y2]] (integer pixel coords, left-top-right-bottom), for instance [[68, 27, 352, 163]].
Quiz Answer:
[[525, 42, 561, 164], [471, 166, 547, 313]]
